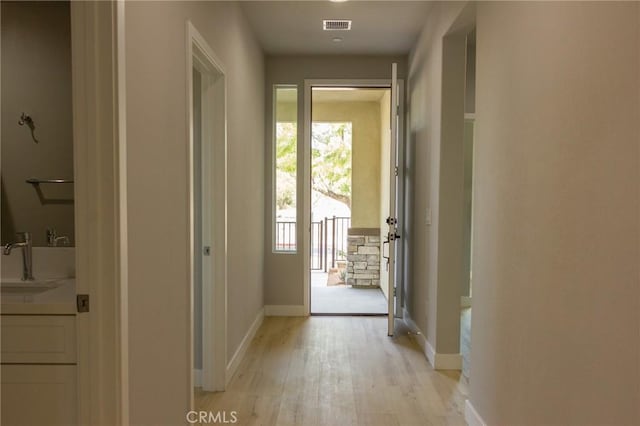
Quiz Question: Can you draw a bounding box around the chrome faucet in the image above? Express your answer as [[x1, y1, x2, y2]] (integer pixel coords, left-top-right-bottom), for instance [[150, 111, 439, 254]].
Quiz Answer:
[[3, 231, 35, 281], [46, 228, 69, 247]]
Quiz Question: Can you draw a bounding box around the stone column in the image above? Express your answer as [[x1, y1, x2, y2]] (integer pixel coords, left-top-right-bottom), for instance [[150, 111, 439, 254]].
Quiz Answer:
[[346, 229, 380, 288]]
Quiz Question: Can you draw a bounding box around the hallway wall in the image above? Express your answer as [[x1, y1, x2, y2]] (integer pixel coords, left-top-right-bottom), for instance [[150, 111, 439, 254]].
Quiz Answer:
[[125, 2, 264, 424], [264, 56, 407, 308], [406, 1, 468, 357], [470, 2, 639, 424]]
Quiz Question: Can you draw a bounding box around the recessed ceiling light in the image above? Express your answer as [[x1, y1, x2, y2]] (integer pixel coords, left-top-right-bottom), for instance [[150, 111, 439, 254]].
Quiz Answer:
[[329, 0, 348, 3], [332, 37, 343, 43]]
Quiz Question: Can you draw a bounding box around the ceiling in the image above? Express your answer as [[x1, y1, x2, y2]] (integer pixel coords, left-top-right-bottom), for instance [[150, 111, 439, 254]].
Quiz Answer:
[[240, 1, 432, 55]]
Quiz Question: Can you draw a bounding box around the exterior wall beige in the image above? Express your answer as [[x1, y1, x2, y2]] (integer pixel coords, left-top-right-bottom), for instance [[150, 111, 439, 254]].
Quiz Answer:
[[470, 2, 639, 424], [312, 101, 381, 228], [406, 1, 467, 355], [125, 2, 264, 424], [379, 90, 391, 300], [265, 55, 407, 307], [1, 1, 75, 246]]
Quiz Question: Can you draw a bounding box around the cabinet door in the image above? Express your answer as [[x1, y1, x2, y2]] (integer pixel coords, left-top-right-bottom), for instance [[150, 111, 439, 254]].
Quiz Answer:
[[1, 365, 76, 426], [1, 315, 76, 364]]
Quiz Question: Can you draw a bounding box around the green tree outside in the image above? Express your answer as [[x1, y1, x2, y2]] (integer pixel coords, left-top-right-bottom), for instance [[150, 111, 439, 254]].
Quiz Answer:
[[275, 122, 352, 212]]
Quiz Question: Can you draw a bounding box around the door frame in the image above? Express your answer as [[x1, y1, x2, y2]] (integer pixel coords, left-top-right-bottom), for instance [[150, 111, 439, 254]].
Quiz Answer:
[[71, 1, 128, 424], [302, 79, 405, 316], [186, 21, 228, 393]]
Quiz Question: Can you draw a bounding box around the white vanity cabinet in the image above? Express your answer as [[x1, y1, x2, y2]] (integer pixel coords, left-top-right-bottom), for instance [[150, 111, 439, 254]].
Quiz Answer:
[[1, 315, 77, 426]]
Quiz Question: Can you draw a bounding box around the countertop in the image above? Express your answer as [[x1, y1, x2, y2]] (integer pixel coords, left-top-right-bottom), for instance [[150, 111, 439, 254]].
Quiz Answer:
[[1, 278, 76, 315]]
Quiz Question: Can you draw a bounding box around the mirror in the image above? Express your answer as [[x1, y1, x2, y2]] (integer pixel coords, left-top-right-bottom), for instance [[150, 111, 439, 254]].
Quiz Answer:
[[1, 1, 75, 247]]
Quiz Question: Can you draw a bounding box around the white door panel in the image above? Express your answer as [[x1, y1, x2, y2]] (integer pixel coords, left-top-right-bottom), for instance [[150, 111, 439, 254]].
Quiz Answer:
[[387, 63, 399, 336]]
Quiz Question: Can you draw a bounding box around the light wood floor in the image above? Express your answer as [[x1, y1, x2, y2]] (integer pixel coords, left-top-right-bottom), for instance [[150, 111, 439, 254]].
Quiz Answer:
[[195, 316, 468, 426]]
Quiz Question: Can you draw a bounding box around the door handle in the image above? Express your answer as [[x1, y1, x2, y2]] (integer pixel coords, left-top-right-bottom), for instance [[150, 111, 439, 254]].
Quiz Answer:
[[386, 231, 400, 242]]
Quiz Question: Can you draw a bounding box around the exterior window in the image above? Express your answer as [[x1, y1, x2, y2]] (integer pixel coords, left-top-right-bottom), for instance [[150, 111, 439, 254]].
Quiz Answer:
[[273, 86, 297, 252]]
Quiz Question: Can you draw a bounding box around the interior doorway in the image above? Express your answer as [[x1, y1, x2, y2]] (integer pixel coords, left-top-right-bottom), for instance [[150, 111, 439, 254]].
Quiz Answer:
[[188, 22, 227, 394], [308, 87, 391, 315], [460, 28, 476, 380]]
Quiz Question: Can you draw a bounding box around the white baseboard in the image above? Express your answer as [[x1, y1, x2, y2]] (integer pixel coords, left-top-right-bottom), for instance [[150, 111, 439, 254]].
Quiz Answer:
[[425, 339, 437, 367], [225, 307, 264, 386], [430, 343, 462, 370], [403, 309, 462, 371], [461, 296, 472, 308], [193, 369, 202, 388], [465, 400, 487, 426], [403, 308, 429, 356], [264, 304, 306, 316]]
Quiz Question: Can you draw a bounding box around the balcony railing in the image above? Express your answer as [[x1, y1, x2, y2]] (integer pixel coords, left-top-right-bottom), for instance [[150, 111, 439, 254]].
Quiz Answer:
[[276, 216, 350, 272], [311, 216, 350, 271], [274, 221, 296, 251]]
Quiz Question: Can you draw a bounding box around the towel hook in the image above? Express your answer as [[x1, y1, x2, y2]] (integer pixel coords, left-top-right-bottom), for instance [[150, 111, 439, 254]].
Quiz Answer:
[[18, 112, 39, 143]]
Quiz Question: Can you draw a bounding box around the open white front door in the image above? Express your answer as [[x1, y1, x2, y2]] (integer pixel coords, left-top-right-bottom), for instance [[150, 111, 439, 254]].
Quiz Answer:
[[387, 63, 400, 336]]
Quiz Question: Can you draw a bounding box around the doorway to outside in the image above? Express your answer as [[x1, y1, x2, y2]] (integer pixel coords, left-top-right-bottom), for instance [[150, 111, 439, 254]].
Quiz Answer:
[[309, 87, 390, 315]]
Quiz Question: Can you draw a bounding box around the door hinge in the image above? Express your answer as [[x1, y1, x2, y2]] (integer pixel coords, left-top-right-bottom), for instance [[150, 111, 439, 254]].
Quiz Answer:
[[393, 287, 396, 297], [394, 166, 399, 176], [77, 294, 90, 313]]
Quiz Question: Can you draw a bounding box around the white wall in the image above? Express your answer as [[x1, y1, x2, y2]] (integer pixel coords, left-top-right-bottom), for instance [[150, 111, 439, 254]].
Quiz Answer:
[[125, 2, 264, 423], [461, 118, 474, 298], [464, 38, 475, 115], [469, 2, 640, 424], [406, 1, 468, 355]]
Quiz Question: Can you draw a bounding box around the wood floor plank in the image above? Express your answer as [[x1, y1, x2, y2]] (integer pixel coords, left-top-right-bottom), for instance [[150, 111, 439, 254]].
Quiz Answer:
[[195, 317, 468, 426]]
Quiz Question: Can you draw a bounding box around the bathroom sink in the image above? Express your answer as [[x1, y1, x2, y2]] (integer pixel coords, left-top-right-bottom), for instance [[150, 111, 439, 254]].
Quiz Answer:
[[1, 280, 62, 295], [1, 277, 76, 310]]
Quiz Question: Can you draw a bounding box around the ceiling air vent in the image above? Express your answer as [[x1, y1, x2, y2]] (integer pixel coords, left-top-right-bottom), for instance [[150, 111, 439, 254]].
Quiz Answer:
[[323, 20, 352, 31]]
